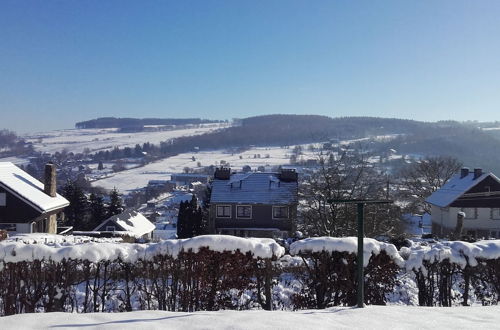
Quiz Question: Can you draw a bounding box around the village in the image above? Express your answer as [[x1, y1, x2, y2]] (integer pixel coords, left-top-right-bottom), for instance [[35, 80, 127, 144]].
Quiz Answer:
[[2, 1, 500, 328]]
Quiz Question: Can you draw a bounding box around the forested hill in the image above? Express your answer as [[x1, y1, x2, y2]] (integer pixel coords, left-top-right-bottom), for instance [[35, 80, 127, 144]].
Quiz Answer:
[[238, 115, 428, 143], [86, 114, 500, 174], [168, 115, 430, 149], [75, 117, 224, 129]]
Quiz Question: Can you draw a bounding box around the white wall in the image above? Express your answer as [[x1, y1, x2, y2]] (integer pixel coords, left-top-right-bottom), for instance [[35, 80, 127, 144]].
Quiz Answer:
[[431, 205, 500, 231]]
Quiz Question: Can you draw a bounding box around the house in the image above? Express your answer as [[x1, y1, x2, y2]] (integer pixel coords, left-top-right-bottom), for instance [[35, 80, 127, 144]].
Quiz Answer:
[[426, 168, 500, 239], [208, 167, 298, 238], [94, 210, 155, 240], [0, 162, 69, 234]]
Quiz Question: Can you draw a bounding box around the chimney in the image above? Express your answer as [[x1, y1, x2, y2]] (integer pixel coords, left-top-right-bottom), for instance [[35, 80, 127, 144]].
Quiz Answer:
[[279, 168, 298, 182], [473, 168, 483, 180], [214, 167, 231, 180], [460, 168, 469, 179], [44, 163, 57, 197]]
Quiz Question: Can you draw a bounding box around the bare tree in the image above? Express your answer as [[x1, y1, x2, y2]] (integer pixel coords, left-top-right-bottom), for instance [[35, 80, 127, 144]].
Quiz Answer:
[[299, 149, 402, 237], [398, 156, 462, 213]]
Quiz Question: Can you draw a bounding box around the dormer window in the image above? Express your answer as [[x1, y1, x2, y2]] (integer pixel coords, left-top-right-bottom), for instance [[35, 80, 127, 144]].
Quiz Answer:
[[0, 193, 6, 206]]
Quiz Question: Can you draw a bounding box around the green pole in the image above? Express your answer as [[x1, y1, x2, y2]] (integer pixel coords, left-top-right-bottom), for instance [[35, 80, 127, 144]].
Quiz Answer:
[[357, 202, 364, 308]]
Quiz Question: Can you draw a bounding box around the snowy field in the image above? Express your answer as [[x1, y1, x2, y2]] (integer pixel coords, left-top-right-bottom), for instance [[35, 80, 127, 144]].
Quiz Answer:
[[0, 306, 499, 329], [91, 145, 317, 192], [25, 124, 226, 154]]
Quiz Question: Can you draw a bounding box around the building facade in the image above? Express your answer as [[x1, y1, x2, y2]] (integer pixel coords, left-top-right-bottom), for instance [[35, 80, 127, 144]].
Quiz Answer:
[[209, 168, 298, 238], [426, 168, 500, 238]]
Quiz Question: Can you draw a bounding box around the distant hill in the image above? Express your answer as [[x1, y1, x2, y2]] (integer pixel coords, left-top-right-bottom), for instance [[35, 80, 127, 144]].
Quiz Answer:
[[75, 117, 224, 129], [164, 115, 429, 149], [86, 114, 500, 174]]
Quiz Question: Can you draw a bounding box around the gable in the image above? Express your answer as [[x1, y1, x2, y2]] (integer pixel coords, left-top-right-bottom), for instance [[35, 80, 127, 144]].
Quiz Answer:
[[425, 172, 496, 208], [450, 176, 500, 208], [94, 219, 125, 231], [0, 162, 69, 213], [0, 185, 42, 223]]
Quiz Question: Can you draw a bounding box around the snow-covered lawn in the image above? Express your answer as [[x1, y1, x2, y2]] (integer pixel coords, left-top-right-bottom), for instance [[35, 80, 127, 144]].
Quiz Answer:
[[0, 306, 498, 329], [91, 146, 307, 192], [25, 124, 225, 154]]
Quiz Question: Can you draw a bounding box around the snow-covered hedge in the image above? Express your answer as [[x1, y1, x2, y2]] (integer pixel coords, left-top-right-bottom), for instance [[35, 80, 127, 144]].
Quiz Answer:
[[288, 237, 403, 308], [401, 240, 500, 306], [290, 237, 404, 266], [0, 235, 285, 264], [0, 236, 499, 315], [404, 240, 500, 272]]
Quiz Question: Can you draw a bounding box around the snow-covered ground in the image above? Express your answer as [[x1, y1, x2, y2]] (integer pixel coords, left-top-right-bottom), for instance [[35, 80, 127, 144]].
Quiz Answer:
[[91, 145, 316, 192], [0, 156, 31, 166], [25, 124, 226, 154], [0, 306, 498, 329]]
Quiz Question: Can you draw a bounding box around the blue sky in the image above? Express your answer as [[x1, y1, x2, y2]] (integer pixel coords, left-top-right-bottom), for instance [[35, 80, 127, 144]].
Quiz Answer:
[[1, 1, 500, 133]]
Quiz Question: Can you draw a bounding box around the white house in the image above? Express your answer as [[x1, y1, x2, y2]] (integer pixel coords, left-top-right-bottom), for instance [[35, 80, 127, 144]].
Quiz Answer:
[[426, 168, 500, 239], [94, 210, 155, 240]]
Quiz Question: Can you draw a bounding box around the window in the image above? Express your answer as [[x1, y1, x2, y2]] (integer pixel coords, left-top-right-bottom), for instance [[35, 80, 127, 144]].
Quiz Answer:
[[0, 193, 6, 206], [490, 230, 499, 239], [273, 206, 288, 219], [106, 226, 116, 231], [491, 208, 500, 220], [461, 208, 478, 219], [216, 205, 231, 218], [236, 205, 252, 219]]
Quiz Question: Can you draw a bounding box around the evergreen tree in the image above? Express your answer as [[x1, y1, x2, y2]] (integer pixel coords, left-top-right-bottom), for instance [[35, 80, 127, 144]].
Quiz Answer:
[[61, 180, 89, 230], [177, 195, 204, 238], [177, 200, 188, 238], [108, 188, 123, 217], [89, 193, 108, 230], [97, 161, 104, 171]]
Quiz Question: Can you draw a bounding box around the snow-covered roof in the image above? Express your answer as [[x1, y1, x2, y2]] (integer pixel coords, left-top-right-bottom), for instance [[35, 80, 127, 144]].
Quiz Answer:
[[425, 172, 496, 207], [210, 172, 298, 205], [0, 162, 69, 213], [96, 210, 155, 237]]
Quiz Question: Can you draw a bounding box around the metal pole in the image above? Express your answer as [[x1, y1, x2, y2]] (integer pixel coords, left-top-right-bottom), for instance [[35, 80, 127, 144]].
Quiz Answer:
[[357, 202, 364, 308]]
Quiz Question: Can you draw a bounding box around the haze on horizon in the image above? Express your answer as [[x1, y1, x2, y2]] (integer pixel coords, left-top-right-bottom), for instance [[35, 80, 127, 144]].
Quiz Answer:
[[1, 0, 500, 133]]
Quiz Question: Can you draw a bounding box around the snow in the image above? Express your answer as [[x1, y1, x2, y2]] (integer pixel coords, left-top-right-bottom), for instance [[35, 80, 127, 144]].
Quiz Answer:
[[5, 233, 122, 244], [404, 239, 500, 272], [90, 146, 303, 192], [95, 211, 155, 237], [1, 306, 499, 329], [25, 124, 225, 154], [289, 237, 404, 267], [425, 172, 496, 207], [0, 235, 285, 263], [0, 162, 69, 213]]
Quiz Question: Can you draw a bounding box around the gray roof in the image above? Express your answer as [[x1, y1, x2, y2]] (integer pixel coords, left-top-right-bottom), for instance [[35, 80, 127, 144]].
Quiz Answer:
[[425, 172, 497, 208], [210, 172, 298, 205]]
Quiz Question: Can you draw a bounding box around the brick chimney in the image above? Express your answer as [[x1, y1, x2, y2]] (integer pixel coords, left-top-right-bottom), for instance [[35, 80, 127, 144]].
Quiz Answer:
[[473, 168, 483, 180], [44, 163, 57, 197], [460, 168, 469, 179]]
